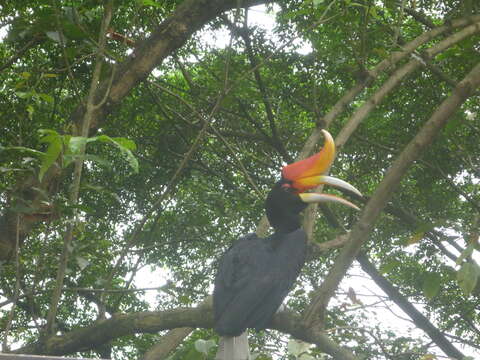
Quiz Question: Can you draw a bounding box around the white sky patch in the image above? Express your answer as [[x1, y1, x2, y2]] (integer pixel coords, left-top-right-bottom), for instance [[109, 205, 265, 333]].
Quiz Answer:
[[248, 5, 277, 28], [338, 263, 479, 358], [249, 5, 313, 55], [197, 5, 312, 55], [133, 265, 172, 308]]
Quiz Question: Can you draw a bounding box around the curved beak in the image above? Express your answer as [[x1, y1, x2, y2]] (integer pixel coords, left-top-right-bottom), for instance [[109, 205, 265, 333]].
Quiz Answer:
[[281, 130, 361, 210]]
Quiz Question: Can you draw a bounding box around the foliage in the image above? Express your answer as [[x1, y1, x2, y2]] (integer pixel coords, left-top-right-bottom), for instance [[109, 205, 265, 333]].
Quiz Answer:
[[0, 0, 480, 359]]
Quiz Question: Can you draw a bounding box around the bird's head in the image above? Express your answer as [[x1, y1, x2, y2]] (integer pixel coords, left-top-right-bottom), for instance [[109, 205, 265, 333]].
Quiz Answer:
[[266, 130, 361, 233]]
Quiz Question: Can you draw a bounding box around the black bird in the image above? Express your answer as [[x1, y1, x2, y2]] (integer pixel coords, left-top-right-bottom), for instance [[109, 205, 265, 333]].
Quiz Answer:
[[213, 130, 361, 359]]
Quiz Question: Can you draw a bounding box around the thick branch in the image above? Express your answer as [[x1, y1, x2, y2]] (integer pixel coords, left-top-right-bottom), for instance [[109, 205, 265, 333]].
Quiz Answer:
[[69, 0, 264, 131], [335, 20, 480, 150], [262, 16, 480, 239], [12, 305, 357, 360], [303, 61, 480, 328], [356, 253, 465, 359]]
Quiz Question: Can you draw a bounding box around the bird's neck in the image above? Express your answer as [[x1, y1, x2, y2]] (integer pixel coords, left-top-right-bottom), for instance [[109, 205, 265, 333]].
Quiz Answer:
[[267, 209, 302, 234]]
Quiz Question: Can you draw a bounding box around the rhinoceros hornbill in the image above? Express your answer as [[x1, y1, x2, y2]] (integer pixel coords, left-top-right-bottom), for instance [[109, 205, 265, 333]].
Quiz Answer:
[[213, 130, 361, 359]]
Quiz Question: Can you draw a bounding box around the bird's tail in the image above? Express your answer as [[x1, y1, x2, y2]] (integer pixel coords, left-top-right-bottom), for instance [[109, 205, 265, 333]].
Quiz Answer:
[[215, 332, 251, 360]]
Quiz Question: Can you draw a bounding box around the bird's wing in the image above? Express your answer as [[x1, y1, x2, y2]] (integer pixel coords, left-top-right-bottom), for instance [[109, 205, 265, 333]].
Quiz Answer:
[[215, 233, 258, 289], [215, 263, 299, 334], [214, 230, 307, 335], [213, 234, 268, 331]]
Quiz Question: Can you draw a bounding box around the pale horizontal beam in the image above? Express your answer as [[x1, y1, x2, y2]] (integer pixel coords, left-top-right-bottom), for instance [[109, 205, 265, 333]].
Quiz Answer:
[[0, 354, 107, 360]]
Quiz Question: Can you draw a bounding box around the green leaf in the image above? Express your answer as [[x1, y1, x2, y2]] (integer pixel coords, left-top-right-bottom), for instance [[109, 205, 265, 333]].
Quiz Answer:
[[68, 136, 88, 155], [83, 154, 112, 167], [92, 135, 139, 173], [380, 259, 401, 274], [39, 133, 62, 181], [139, 0, 162, 8], [38, 93, 54, 104], [457, 263, 480, 295], [26, 105, 34, 119], [422, 272, 441, 300], [16, 91, 32, 99], [38, 128, 60, 140], [456, 244, 475, 265], [3, 146, 45, 157], [111, 137, 137, 151], [117, 149, 138, 172]]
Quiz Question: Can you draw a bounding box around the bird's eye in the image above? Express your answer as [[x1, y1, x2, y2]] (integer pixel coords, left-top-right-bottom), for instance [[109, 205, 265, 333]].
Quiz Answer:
[[281, 182, 297, 193]]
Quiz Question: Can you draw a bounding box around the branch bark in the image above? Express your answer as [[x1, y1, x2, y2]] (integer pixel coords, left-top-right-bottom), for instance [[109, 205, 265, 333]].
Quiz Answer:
[[303, 61, 480, 329], [259, 15, 480, 238], [356, 252, 465, 359], [11, 304, 356, 360], [0, 0, 265, 263], [142, 328, 194, 360], [45, 0, 114, 335]]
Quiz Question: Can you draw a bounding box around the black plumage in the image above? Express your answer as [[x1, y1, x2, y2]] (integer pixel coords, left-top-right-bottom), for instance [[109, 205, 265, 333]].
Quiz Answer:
[[212, 130, 360, 341], [213, 180, 308, 336]]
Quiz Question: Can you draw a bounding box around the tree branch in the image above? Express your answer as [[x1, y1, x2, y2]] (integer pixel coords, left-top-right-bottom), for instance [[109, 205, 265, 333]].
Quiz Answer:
[[142, 328, 194, 360], [356, 252, 465, 359], [302, 61, 480, 329], [12, 304, 357, 360], [335, 20, 480, 150], [45, 0, 115, 335]]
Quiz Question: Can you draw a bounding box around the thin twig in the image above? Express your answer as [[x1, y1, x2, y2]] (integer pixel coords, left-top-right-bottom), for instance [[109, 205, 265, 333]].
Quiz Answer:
[[45, 0, 114, 334], [66, 286, 170, 293], [151, 81, 263, 197], [100, 8, 244, 306]]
